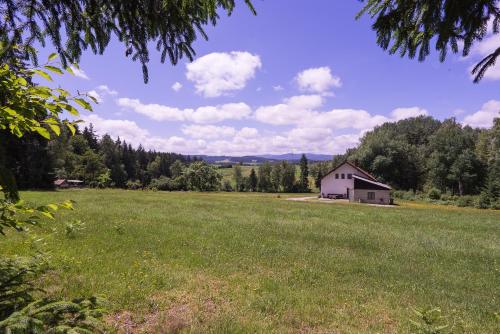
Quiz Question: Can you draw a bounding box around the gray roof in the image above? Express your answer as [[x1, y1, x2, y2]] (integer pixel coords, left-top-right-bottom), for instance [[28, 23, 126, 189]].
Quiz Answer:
[[352, 174, 391, 190]]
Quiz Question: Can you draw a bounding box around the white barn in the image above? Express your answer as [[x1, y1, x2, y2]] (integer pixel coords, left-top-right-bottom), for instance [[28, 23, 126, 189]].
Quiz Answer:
[[320, 161, 392, 204]]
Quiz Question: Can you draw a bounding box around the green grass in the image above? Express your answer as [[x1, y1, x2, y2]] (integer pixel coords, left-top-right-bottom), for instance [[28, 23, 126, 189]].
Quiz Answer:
[[2, 190, 499, 333]]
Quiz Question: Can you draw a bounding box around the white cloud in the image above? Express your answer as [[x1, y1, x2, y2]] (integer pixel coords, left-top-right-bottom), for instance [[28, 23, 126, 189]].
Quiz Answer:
[[189, 103, 252, 124], [467, 29, 500, 80], [182, 125, 236, 140], [70, 66, 89, 80], [470, 33, 500, 57], [462, 100, 500, 128], [255, 95, 324, 125], [296, 66, 341, 94], [391, 107, 428, 120], [186, 51, 261, 97], [82, 114, 150, 142], [256, 95, 429, 132], [237, 127, 259, 138], [80, 113, 363, 156], [172, 82, 183, 92], [116, 98, 252, 124], [97, 85, 118, 95], [273, 85, 284, 91], [87, 90, 103, 103]]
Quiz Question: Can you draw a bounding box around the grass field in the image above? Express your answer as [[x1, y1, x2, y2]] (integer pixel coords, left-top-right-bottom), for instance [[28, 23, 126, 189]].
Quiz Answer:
[[1, 190, 499, 333]]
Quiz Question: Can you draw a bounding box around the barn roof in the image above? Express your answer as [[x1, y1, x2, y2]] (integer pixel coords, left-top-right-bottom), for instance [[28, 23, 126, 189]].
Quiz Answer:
[[322, 161, 377, 181], [352, 174, 391, 190], [54, 179, 66, 186]]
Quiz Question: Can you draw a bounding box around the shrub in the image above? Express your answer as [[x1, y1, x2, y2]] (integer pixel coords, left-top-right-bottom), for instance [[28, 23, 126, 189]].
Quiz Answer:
[[475, 192, 491, 209], [391, 190, 416, 200], [149, 176, 175, 191], [222, 180, 233, 192], [126, 180, 142, 190], [456, 195, 475, 208], [427, 188, 441, 200], [491, 199, 500, 210]]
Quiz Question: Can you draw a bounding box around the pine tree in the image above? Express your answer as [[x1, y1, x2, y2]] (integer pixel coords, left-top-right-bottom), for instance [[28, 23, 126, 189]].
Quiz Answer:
[[299, 154, 309, 192], [358, 1, 500, 82], [233, 164, 243, 192], [249, 168, 258, 192]]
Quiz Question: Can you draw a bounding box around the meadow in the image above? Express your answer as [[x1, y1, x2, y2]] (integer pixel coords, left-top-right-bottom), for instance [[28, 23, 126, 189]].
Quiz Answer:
[[1, 189, 499, 333]]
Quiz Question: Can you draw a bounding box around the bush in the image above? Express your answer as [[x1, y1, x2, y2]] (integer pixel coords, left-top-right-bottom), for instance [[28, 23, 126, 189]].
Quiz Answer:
[[427, 188, 441, 200], [396, 190, 417, 200], [456, 195, 475, 207], [149, 176, 175, 191], [475, 192, 491, 209], [222, 180, 233, 192], [126, 180, 142, 190]]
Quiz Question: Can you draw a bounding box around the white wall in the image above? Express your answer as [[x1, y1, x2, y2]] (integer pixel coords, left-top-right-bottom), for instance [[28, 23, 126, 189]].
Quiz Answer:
[[352, 189, 391, 204], [320, 164, 358, 197]]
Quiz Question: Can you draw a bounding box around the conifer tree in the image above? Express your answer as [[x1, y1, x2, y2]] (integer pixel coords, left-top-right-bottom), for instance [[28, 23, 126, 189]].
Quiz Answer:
[[358, 0, 500, 82], [299, 154, 310, 192], [249, 168, 258, 192]]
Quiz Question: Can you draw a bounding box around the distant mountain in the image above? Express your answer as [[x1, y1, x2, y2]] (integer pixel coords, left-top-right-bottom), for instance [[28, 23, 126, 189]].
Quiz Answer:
[[257, 153, 332, 161], [197, 155, 272, 164], [197, 153, 331, 164]]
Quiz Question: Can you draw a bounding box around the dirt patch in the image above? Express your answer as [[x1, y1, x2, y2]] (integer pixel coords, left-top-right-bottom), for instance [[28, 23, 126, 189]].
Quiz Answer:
[[107, 311, 138, 333]]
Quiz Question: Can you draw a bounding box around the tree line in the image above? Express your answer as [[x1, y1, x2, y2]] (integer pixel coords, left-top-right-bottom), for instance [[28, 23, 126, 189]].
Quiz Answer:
[[227, 154, 310, 193]]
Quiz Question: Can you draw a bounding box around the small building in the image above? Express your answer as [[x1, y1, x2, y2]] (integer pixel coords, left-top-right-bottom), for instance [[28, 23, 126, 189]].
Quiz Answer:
[[54, 179, 84, 188], [320, 161, 391, 204]]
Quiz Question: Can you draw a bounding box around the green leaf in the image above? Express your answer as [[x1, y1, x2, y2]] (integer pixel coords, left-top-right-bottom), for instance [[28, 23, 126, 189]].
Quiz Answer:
[[48, 53, 58, 61], [46, 203, 59, 211], [66, 123, 76, 136], [34, 127, 50, 139], [44, 65, 63, 74], [33, 69, 52, 81], [2, 107, 17, 116], [74, 98, 92, 111], [56, 88, 70, 97], [65, 66, 75, 75], [61, 103, 79, 116], [48, 124, 61, 136], [17, 77, 27, 86]]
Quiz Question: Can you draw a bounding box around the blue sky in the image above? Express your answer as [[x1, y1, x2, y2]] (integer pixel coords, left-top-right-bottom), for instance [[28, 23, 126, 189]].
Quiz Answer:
[[45, 0, 500, 155]]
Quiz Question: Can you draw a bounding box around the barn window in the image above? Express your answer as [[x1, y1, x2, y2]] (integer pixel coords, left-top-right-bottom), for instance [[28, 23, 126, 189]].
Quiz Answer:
[[341, 173, 345, 179], [335, 173, 339, 179], [367, 192, 375, 200], [347, 173, 352, 179]]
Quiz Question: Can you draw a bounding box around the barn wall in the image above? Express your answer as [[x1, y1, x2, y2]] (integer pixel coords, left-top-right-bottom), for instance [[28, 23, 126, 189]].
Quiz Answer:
[[320, 164, 358, 197], [352, 189, 391, 204]]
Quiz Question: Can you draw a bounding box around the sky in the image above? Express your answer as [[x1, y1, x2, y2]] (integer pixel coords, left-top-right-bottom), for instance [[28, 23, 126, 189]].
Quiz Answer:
[[42, 1, 500, 156]]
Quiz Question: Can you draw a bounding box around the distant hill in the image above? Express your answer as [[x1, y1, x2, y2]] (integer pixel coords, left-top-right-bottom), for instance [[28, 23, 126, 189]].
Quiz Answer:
[[198, 153, 331, 164], [257, 153, 332, 161]]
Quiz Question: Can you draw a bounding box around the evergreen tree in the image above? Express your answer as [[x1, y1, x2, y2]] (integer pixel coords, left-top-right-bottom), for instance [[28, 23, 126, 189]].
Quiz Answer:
[[249, 168, 258, 192], [358, 1, 500, 82], [233, 164, 244, 192], [299, 154, 310, 192]]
